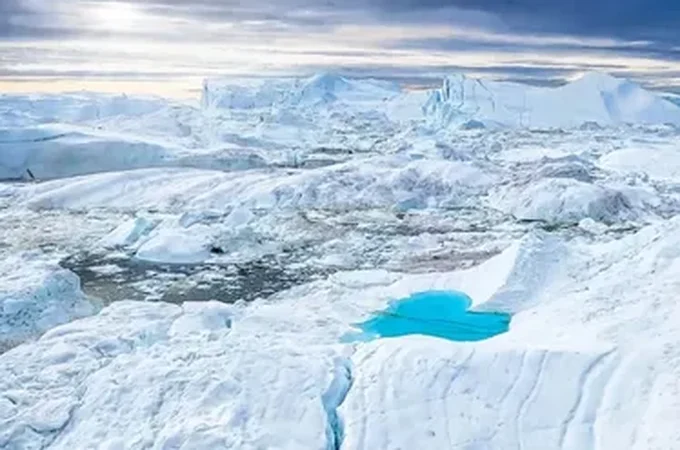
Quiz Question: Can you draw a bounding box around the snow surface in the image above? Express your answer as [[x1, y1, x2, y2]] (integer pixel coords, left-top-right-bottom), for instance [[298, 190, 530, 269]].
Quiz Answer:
[[2, 72, 680, 449], [3, 226, 680, 448]]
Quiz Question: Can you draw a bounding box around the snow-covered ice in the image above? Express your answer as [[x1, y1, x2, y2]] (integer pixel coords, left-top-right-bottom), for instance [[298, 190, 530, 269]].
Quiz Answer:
[[0, 254, 97, 353], [2, 72, 680, 449]]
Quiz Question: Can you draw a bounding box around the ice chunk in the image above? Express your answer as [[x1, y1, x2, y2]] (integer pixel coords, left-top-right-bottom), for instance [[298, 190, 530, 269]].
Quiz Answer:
[[0, 300, 340, 449], [100, 216, 159, 249], [223, 206, 255, 229], [599, 145, 680, 180], [135, 225, 214, 264], [497, 178, 637, 225], [0, 255, 96, 351], [168, 302, 233, 338]]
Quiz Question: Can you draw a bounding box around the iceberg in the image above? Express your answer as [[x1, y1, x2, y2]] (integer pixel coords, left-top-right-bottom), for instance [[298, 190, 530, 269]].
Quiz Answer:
[[202, 73, 400, 111], [2, 71, 680, 449], [423, 72, 680, 128]]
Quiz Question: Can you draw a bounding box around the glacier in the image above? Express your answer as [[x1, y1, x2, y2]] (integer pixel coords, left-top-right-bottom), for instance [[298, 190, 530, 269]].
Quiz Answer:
[[2, 72, 680, 449]]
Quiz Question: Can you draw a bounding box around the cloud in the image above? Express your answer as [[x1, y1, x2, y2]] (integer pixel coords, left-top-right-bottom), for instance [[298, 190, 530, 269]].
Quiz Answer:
[[0, 0, 46, 38], [3, 0, 678, 46], [3, 0, 680, 40], [375, 0, 680, 41], [0, 0, 679, 91], [0, 0, 88, 39]]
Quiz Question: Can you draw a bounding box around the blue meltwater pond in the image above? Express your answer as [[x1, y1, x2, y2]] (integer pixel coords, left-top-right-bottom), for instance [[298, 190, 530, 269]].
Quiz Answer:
[[344, 291, 511, 342]]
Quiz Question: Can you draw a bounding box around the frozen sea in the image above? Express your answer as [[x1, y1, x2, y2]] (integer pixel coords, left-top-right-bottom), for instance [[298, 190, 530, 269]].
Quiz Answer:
[[2, 72, 680, 449]]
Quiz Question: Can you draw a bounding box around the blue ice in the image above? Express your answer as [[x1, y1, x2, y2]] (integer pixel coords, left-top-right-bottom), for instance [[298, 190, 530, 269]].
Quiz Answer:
[[344, 290, 510, 342]]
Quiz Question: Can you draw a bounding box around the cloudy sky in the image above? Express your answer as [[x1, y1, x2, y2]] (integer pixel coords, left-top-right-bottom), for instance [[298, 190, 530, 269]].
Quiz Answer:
[[0, 0, 679, 96]]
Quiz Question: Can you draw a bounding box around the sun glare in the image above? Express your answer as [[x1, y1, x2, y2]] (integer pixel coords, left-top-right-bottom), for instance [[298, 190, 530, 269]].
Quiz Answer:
[[91, 2, 141, 31]]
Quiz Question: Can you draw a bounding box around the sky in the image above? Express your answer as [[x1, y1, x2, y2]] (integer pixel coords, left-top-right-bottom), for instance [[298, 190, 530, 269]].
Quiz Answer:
[[0, 0, 679, 97]]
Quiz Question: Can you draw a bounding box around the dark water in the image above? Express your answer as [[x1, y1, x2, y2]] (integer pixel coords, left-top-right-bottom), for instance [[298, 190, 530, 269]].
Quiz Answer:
[[60, 252, 332, 305]]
